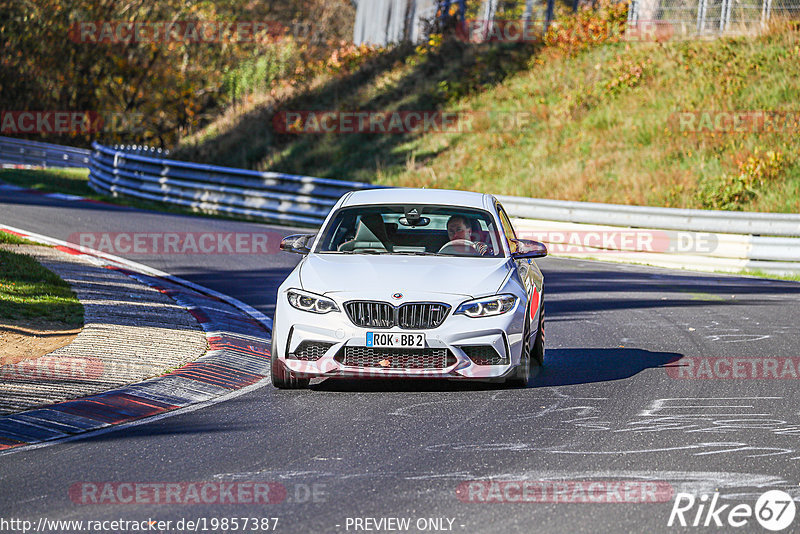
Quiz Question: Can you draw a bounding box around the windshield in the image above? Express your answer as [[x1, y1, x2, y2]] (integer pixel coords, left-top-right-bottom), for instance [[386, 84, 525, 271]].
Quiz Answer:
[[315, 205, 504, 257]]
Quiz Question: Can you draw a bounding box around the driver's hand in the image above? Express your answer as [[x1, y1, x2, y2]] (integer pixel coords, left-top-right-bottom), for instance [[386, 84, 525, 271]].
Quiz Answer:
[[473, 242, 488, 255]]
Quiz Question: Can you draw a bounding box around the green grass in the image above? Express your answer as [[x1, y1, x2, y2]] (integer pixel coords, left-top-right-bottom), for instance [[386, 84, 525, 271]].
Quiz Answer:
[[0, 231, 36, 245], [726, 269, 800, 282], [1, 167, 94, 197], [0, 248, 84, 325], [175, 21, 800, 214]]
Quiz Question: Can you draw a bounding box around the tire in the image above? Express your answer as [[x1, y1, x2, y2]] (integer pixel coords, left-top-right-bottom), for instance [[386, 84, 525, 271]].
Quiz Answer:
[[271, 356, 310, 389], [532, 305, 545, 366], [506, 310, 532, 387]]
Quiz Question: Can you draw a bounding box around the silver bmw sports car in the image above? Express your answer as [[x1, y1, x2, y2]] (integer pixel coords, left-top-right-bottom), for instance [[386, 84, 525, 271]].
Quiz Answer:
[[271, 188, 546, 388]]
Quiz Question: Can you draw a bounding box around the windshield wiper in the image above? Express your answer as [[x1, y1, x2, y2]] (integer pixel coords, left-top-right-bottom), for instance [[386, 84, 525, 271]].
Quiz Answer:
[[335, 250, 388, 254], [332, 250, 437, 256]]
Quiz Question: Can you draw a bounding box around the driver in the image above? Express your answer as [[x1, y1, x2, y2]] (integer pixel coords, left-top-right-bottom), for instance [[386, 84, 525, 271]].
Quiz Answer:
[[446, 215, 488, 255]]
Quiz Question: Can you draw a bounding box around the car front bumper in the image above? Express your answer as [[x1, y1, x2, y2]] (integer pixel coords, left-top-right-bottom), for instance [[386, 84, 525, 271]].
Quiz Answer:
[[272, 297, 529, 380]]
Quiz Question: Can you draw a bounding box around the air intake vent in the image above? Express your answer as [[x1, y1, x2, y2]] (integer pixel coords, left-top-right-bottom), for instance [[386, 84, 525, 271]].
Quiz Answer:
[[461, 345, 507, 365], [288, 341, 335, 361], [335, 346, 456, 369]]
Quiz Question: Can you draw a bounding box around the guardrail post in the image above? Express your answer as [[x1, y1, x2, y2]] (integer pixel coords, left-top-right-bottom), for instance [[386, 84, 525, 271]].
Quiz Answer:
[[628, 0, 639, 25], [545, 0, 555, 31], [719, 0, 731, 32], [697, 0, 708, 34], [761, 0, 773, 26]]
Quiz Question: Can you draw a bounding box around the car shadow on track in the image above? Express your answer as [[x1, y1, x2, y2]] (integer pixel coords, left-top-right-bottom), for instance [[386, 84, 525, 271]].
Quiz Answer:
[[308, 347, 680, 391], [310, 377, 503, 392], [530, 347, 682, 387]]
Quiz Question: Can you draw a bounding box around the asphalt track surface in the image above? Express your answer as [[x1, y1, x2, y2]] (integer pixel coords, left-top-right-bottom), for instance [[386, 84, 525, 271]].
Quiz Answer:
[[2, 188, 800, 534]]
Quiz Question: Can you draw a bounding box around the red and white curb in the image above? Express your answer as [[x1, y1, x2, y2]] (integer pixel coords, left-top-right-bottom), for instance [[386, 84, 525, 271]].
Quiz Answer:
[[0, 224, 275, 455]]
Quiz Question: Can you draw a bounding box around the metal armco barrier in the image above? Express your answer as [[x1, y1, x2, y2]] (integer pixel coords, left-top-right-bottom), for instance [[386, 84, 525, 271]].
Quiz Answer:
[[3, 138, 788, 276], [498, 196, 800, 275], [495, 195, 800, 237], [510, 219, 800, 276], [0, 136, 91, 168], [88, 142, 379, 226]]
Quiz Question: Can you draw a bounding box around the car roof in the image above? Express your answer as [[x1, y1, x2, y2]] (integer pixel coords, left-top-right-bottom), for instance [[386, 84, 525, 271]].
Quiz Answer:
[[340, 188, 494, 210]]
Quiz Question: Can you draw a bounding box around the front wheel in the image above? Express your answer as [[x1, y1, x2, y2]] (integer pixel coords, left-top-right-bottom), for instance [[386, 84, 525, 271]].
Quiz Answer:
[[532, 305, 545, 366], [506, 313, 531, 387], [271, 356, 310, 389]]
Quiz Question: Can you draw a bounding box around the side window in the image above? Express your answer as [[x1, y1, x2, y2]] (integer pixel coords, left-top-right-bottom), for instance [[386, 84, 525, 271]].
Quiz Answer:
[[319, 212, 357, 251], [496, 205, 517, 254]]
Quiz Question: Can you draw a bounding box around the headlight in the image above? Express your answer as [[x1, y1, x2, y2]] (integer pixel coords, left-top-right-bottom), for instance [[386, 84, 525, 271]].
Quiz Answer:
[[455, 294, 516, 318], [287, 289, 339, 314]]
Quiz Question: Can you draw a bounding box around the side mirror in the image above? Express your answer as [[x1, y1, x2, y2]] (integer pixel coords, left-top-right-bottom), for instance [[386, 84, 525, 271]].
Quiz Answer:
[[279, 234, 316, 254], [510, 239, 547, 259]]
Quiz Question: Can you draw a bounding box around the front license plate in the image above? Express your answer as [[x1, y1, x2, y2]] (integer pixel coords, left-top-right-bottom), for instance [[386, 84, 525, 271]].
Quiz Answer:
[[366, 332, 425, 348]]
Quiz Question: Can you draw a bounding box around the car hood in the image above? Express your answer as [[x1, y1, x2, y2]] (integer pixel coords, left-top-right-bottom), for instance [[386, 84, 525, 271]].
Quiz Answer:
[[299, 254, 512, 299]]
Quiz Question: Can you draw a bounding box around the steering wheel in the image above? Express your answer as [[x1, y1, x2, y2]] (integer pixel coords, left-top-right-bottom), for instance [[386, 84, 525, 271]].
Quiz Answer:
[[438, 239, 481, 256]]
